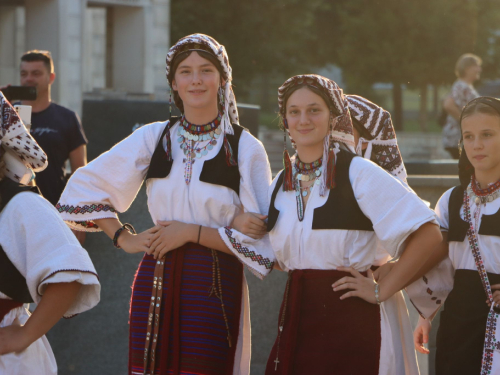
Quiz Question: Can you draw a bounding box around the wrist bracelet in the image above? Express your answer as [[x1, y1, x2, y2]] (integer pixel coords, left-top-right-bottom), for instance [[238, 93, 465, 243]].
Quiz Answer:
[[374, 283, 381, 305], [113, 223, 137, 249], [197, 225, 202, 244]]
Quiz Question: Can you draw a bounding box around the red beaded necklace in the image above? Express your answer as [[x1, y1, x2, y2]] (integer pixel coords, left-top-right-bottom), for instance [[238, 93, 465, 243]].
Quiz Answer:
[[471, 174, 500, 197]]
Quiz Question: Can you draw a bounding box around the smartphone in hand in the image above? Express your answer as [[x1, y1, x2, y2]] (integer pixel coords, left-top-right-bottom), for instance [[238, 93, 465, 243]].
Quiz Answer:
[[1, 86, 37, 101]]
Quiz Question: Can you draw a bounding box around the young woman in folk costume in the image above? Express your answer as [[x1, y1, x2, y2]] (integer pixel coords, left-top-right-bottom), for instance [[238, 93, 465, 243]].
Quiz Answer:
[[0, 93, 100, 375], [57, 34, 273, 375], [263, 75, 441, 375], [406, 97, 500, 374]]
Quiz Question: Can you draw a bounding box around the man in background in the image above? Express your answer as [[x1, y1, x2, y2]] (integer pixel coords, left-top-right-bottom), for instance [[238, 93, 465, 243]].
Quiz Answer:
[[2, 50, 87, 243]]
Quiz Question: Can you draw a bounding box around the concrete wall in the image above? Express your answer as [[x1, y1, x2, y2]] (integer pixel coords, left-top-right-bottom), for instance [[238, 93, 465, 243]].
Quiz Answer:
[[0, 6, 25, 86], [0, 0, 171, 116], [24, 0, 84, 114]]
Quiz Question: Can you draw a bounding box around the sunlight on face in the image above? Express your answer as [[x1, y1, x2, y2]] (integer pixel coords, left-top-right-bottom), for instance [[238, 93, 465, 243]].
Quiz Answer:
[[285, 87, 330, 151], [20, 61, 52, 93], [172, 51, 221, 113], [462, 112, 500, 173]]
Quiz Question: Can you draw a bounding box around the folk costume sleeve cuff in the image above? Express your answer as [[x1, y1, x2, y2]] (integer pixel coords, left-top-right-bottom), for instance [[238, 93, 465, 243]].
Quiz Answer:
[[0, 192, 100, 318], [218, 226, 275, 280], [57, 121, 163, 231], [405, 257, 454, 319]]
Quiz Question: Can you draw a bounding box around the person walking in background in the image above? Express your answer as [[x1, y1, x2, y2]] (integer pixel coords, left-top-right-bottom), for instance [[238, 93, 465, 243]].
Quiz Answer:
[[1, 50, 88, 244], [442, 53, 481, 159]]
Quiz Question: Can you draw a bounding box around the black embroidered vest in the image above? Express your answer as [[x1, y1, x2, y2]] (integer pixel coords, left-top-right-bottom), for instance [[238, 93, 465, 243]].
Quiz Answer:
[[145, 117, 245, 196], [267, 150, 374, 232], [0, 178, 40, 303], [448, 185, 500, 242]]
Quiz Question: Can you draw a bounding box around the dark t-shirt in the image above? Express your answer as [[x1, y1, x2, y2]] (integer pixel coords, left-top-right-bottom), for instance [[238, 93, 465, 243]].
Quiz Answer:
[[30, 103, 87, 205]]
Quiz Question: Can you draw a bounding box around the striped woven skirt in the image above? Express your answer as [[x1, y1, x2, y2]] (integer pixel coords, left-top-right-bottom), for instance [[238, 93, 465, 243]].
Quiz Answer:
[[128, 243, 243, 375]]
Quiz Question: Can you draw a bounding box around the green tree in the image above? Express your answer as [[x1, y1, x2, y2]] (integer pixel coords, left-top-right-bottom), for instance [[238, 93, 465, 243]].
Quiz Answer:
[[320, 0, 500, 130], [171, 0, 324, 110]]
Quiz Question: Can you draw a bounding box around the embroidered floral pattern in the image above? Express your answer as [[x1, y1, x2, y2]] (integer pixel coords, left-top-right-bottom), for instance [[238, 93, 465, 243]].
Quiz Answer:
[[224, 227, 273, 270], [56, 203, 116, 215], [463, 190, 499, 374]]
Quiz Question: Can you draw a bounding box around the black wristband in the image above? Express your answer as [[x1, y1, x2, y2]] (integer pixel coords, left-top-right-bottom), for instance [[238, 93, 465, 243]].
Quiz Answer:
[[113, 223, 137, 249]]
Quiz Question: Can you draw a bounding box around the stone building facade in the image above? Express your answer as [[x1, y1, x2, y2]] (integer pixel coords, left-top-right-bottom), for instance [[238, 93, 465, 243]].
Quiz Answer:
[[0, 0, 171, 115]]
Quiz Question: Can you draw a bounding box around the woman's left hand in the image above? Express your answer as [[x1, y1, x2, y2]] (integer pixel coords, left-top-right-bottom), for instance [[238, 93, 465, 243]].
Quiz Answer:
[[331, 266, 378, 304], [149, 220, 196, 259]]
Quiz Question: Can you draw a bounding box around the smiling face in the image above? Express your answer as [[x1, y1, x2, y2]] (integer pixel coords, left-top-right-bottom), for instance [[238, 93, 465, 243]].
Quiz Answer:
[[285, 87, 331, 152], [171, 51, 221, 115], [462, 112, 500, 175]]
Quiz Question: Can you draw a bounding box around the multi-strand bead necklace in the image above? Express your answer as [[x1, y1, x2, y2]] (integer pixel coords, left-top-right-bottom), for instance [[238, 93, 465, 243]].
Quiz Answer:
[[177, 113, 222, 184], [466, 176, 500, 234], [293, 157, 322, 221], [468, 176, 500, 205]]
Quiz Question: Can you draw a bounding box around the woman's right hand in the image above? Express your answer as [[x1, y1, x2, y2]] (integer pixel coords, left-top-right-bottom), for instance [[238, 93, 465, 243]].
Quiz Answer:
[[232, 212, 267, 239], [414, 315, 431, 354], [118, 226, 161, 254]]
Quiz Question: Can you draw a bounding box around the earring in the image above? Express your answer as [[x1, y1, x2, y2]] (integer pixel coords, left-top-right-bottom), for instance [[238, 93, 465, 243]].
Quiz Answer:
[[219, 85, 225, 108], [282, 123, 293, 191], [169, 87, 173, 119]]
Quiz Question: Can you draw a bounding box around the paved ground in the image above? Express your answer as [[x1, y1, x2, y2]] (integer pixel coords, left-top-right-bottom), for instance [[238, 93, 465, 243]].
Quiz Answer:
[[47, 126, 444, 375]]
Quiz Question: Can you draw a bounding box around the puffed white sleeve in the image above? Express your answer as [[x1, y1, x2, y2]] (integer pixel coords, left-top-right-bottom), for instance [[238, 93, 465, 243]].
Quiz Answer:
[[217, 131, 276, 279], [0, 192, 100, 317], [405, 188, 455, 319], [350, 156, 438, 258], [57, 121, 165, 231]]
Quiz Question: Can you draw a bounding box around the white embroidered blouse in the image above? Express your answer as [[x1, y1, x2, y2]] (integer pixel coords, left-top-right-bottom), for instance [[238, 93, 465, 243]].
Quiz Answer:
[[407, 186, 500, 318], [269, 156, 436, 272], [58, 120, 274, 278]]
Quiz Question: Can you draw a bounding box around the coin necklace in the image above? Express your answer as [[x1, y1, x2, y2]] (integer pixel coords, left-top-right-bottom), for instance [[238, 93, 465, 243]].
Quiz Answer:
[[178, 112, 222, 185], [468, 175, 500, 205], [293, 157, 322, 221]]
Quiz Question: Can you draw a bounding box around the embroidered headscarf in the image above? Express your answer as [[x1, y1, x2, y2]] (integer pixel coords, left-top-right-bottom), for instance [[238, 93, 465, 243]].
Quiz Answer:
[[347, 95, 407, 182], [0, 92, 47, 184], [458, 96, 500, 188], [278, 74, 355, 196], [166, 34, 239, 165]]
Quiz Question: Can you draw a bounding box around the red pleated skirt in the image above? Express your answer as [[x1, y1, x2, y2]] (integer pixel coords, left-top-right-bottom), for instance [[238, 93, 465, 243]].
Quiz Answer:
[[266, 269, 381, 375]]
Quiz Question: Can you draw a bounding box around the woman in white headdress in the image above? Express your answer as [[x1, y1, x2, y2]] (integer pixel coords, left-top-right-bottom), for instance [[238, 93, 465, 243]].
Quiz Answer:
[[0, 93, 100, 375], [57, 34, 273, 375]]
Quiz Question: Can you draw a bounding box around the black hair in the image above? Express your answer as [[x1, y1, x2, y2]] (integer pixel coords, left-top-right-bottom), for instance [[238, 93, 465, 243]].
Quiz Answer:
[[21, 50, 54, 73]]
